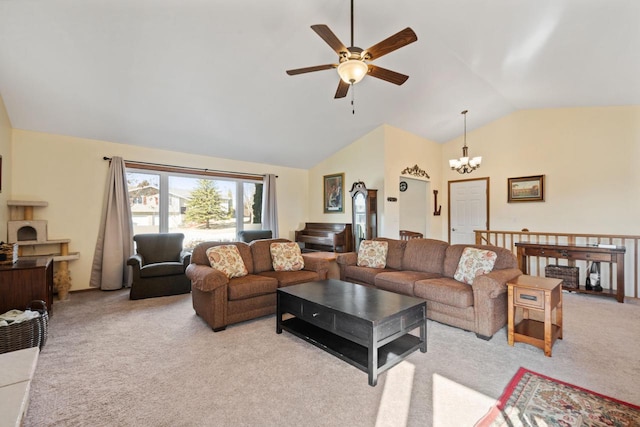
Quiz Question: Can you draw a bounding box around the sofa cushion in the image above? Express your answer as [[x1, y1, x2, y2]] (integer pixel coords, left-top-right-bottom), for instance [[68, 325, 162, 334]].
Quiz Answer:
[[192, 241, 254, 274], [414, 277, 474, 308], [443, 244, 516, 277], [454, 247, 497, 285], [249, 238, 292, 273], [401, 239, 448, 274], [345, 265, 392, 285], [374, 238, 406, 270], [375, 271, 442, 296], [357, 240, 388, 268], [270, 242, 304, 271], [140, 262, 185, 278], [227, 274, 278, 300], [206, 245, 248, 278], [258, 270, 320, 287]]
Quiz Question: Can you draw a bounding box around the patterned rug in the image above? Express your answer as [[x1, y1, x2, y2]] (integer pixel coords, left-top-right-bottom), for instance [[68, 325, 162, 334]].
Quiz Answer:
[[476, 367, 640, 426]]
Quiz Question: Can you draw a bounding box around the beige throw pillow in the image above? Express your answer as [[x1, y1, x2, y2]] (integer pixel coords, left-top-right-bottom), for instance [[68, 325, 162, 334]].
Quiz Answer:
[[270, 242, 304, 271], [357, 240, 388, 268], [454, 247, 497, 285], [206, 245, 248, 278]]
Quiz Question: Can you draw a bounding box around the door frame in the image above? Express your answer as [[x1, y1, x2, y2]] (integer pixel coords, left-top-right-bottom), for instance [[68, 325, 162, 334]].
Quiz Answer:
[[447, 177, 490, 243]]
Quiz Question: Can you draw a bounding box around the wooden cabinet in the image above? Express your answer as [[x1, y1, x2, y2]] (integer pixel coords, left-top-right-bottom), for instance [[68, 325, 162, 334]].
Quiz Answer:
[[349, 181, 377, 251], [0, 257, 54, 314]]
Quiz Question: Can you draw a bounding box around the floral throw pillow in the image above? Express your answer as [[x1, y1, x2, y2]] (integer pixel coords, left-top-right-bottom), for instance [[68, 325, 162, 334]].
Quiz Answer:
[[270, 242, 304, 272], [454, 247, 497, 285], [357, 240, 388, 268], [206, 245, 248, 278]]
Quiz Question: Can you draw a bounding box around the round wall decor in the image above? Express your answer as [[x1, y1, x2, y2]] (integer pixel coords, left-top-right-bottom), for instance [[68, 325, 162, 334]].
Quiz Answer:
[[399, 181, 408, 192]]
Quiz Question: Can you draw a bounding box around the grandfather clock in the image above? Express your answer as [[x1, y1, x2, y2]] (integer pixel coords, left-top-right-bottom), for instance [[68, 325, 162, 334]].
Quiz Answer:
[[350, 181, 378, 251]]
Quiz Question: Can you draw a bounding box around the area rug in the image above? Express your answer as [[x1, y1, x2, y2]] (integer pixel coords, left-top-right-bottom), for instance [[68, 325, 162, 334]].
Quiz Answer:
[[476, 367, 640, 426]]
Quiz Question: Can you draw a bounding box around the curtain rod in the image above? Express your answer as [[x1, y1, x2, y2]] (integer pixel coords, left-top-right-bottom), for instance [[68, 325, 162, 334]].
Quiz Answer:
[[102, 157, 276, 179]]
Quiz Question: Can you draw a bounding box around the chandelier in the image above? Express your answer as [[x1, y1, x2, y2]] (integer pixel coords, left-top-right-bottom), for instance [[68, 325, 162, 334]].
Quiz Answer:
[[449, 110, 482, 174]]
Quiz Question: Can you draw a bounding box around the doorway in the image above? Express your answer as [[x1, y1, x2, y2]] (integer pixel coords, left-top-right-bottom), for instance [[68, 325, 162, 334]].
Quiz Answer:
[[399, 177, 429, 237], [448, 178, 489, 244]]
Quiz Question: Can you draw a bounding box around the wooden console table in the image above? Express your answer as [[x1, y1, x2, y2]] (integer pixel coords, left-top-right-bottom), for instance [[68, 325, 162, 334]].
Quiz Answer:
[[515, 242, 626, 303], [0, 257, 54, 314]]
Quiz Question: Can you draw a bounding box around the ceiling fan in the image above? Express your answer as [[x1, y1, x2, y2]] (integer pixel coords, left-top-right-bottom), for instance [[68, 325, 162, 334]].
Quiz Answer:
[[286, 0, 418, 99]]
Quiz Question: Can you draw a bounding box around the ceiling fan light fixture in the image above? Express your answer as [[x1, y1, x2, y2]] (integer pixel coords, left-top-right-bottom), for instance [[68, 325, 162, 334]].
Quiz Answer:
[[337, 59, 368, 84]]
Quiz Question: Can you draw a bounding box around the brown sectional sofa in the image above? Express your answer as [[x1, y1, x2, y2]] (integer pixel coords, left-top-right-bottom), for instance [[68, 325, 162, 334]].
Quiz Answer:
[[336, 238, 522, 339], [186, 238, 329, 331]]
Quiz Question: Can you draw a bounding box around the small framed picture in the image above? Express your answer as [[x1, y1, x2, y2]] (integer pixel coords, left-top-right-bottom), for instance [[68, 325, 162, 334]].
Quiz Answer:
[[508, 175, 545, 202], [323, 173, 344, 213]]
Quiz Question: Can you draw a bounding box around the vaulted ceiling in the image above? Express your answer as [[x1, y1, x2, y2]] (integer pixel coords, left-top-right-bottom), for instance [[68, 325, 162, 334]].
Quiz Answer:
[[1, 1, 638, 169]]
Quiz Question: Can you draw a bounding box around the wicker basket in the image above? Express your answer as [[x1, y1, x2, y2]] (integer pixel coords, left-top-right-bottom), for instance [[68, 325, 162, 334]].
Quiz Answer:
[[0, 300, 49, 354], [0, 242, 17, 265], [545, 265, 579, 289]]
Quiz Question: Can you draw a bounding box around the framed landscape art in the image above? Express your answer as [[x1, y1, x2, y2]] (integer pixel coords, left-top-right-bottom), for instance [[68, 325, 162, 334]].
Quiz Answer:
[[323, 173, 344, 213], [508, 175, 545, 202]]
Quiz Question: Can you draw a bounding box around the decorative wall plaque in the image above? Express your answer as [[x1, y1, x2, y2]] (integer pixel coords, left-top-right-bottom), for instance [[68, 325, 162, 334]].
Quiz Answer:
[[401, 164, 430, 179]]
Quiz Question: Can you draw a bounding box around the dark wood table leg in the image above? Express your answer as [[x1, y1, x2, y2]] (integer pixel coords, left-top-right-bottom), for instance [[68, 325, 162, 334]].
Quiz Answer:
[[276, 292, 282, 334], [420, 311, 427, 353], [368, 328, 378, 386]]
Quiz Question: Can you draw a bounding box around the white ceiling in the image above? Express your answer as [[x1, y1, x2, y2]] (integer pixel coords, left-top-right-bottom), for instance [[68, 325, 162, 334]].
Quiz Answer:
[[0, 1, 638, 169]]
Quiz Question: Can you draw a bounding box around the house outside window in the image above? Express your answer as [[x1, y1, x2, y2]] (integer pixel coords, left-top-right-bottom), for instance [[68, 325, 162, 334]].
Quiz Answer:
[[127, 170, 263, 249]]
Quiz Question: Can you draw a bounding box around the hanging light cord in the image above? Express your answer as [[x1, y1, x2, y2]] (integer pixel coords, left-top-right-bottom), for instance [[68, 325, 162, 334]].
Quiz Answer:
[[462, 109, 468, 147]]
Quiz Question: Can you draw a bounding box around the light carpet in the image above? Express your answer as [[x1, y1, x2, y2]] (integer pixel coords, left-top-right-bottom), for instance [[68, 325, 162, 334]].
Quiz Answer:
[[24, 289, 640, 427]]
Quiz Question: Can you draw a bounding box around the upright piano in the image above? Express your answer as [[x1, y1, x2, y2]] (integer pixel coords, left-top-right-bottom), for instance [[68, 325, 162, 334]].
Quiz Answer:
[[295, 223, 353, 253]]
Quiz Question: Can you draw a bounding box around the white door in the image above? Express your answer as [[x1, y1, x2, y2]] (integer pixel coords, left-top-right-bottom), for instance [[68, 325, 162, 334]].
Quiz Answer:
[[449, 179, 488, 244]]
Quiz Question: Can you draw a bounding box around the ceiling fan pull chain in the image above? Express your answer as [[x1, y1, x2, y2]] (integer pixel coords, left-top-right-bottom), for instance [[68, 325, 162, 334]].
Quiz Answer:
[[351, 83, 356, 114]]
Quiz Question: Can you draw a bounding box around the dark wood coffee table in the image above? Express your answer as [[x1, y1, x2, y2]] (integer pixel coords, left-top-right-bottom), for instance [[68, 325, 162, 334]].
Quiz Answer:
[[276, 279, 427, 386]]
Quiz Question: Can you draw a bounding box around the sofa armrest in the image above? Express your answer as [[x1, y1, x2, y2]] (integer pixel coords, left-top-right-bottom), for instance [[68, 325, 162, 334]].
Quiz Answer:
[[301, 255, 330, 279], [185, 264, 229, 292], [335, 252, 358, 281], [180, 250, 192, 269], [127, 254, 143, 268], [126, 254, 143, 280], [335, 252, 357, 266], [472, 268, 522, 339], [473, 268, 523, 298]]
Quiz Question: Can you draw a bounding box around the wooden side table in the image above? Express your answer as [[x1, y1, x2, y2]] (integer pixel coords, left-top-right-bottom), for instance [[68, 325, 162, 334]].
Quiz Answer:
[[507, 275, 563, 357]]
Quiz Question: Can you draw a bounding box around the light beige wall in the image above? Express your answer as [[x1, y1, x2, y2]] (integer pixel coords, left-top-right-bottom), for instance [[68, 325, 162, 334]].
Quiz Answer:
[[0, 95, 12, 239], [11, 130, 308, 291], [382, 125, 443, 239], [441, 106, 640, 236], [308, 126, 385, 225]]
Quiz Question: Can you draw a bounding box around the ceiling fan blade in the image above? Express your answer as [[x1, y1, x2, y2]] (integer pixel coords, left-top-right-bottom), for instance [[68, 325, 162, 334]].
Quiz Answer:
[[286, 64, 337, 75], [363, 27, 417, 60], [311, 24, 348, 55], [368, 65, 409, 85], [334, 80, 350, 98]]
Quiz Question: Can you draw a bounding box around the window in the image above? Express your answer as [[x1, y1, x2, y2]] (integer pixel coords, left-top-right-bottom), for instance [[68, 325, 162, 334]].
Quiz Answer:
[[126, 169, 263, 249]]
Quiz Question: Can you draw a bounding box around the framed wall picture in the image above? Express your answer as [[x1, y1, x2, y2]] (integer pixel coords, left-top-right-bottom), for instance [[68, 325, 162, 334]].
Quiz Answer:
[[508, 175, 545, 202], [323, 173, 344, 213]]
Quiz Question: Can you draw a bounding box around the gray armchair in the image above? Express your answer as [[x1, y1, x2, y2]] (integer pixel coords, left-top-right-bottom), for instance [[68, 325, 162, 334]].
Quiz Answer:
[[127, 233, 192, 300], [237, 230, 272, 243]]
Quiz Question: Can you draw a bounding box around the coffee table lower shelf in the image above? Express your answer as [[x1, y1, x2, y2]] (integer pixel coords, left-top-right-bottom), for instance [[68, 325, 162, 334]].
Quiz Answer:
[[281, 317, 422, 381]]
